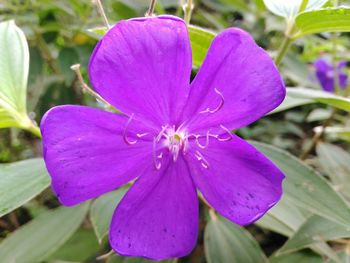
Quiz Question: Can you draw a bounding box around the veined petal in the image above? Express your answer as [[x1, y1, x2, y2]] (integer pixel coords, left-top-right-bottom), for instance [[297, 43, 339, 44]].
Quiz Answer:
[[41, 105, 154, 206], [186, 135, 284, 225], [89, 15, 192, 128], [182, 28, 285, 133], [109, 156, 198, 260]]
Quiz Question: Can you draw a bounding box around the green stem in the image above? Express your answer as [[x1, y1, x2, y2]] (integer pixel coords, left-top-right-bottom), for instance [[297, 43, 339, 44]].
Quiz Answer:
[[274, 0, 309, 66], [25, 124, 41, 138], [275, 35, 293, 67], [183, 0, 194, 25]]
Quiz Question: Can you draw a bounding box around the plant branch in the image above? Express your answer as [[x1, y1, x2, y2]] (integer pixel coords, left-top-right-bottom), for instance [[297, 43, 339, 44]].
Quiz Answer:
[[93, 0, 110, 29], [146, 0, 157, 16]]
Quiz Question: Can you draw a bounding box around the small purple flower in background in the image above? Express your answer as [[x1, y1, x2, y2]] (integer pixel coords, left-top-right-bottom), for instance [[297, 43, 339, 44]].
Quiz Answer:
[[41, 16, 285, 260], [314, 58, 348, 92]]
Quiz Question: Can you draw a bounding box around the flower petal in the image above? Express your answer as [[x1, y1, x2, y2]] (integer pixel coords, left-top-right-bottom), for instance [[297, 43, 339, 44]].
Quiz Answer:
[[182, 28, 285, 133], [41, 105, 154, 206], [109, 156, 198, 260], [186, 135, 284, 225], [89, 16, 192, 128]]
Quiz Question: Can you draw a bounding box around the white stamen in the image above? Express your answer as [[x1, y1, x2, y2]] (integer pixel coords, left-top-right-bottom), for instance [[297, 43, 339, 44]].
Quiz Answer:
[[123, 114, 138, 145], [217, 125, 233, 141], [199, 88, 224, 114], [153, 137, 162, 170], [195, 150, 210, 169]]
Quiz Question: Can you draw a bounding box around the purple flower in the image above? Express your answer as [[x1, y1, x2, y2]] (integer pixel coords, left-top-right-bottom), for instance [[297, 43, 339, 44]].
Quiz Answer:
[[314, 58, 348, 92], [41, 16, 285, 260]]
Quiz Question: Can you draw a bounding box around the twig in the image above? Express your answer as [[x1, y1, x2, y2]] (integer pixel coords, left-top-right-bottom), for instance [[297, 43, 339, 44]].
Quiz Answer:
[[70, 64, 114, 110], [145, 0, 157, 16], [93, 0, 110, 29], [299, 108, 337, 160]]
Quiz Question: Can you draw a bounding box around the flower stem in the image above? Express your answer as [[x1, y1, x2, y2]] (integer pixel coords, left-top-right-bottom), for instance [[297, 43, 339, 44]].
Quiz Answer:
[[275, 0, 309, 66], [183, 0, 194, 25], [145, 0, 157, 16], [70, 64, 115, 110], [93, 0, 110, 29]]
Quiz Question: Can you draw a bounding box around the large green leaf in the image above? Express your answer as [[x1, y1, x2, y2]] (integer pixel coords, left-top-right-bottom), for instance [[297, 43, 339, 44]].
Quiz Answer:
[[263, 0, 327, 18], [0, 20, 31, 129], [205, 215, 267, 263], [316, 143, 350, 198], [252, 141, 350, 228], [295, 8, 350, 38], [49, 229, 100, 262], [279, 215, 350, 254], [90, 187, 128, 243], [270, 251, 323, 263], [256, 198, 306, 237], [188, 25, 215, 68], [107, 255, 173, 263], [286, 88, 350, 112], [0, 204, 89, 263], [0, 158, 50, 217]]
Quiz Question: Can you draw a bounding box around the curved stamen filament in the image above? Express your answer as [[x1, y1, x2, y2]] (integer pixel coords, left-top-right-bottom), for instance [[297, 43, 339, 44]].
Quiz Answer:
[[195, 150, 210, 169], [156, 125, 169, 142], [217, 125, 233, 141], [123, 114, 149, 145], [195, 130, 210, 149], [123, 114, 138, 145], [153, 137, 162, 170], [199, 88, 224, 114]]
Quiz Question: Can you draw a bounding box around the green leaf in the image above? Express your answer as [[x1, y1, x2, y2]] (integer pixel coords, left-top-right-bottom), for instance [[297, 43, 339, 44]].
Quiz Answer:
[[188, 25, 215, 68], [279, 215, 350, 254], [316, 143, 350, 198], [251, 141, 350, 228], [205, 215, 267, 263], [321, 127, 350, 142], [270, 251, 323, 263], [256, 198, 306, 237], [295, 8, 350, 38], [107, 254, 172, 263], [286, 88, 350, 112], [0, 204, 89, 263], [90, 187, 128, 243], [49, 229, 100, 262], [0, 158, 50, 217], [0, 20, 30, 128], [263, 0, 327, 18]]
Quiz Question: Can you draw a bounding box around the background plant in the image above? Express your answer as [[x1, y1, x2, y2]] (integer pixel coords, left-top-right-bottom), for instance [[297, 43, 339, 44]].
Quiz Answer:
[[1, 0, 350, 262]]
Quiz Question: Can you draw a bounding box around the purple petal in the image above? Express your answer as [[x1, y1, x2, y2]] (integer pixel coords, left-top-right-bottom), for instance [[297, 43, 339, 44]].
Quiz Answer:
[[181, 28, 285, 133], [89, 16, 192, 128], [316, 70, 334, 92], [314, 58, 332, 73], [186, 135, 284, 225], [41, 105, 154, 206], [109, 156, 198, 260]]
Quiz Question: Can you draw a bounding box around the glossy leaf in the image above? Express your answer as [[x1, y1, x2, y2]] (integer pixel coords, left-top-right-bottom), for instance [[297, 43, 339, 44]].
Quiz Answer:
[[205, 215, 267, 263], [270, 251, 323, 263], [279, 215, 350, 254], [0, 204, 89, 263], [90, 187, 128, 243], [0, 20, 30, 128], [263, 0, 327, 18], [286, 88, 350, 112], [252, 141, 350, 228], [0, 158, 50, 217], [49, 229, 100, 262], [316, 143, 350, 198], [295, 8, 350, 38], [188, 25, 215, 68]]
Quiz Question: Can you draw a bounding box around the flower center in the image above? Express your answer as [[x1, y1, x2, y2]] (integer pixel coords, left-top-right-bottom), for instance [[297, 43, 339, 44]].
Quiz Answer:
[[162, 126, 188, 162]]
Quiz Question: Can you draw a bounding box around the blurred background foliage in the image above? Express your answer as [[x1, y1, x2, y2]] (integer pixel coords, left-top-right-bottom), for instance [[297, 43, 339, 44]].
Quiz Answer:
[[1, 0, 350, 262]]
